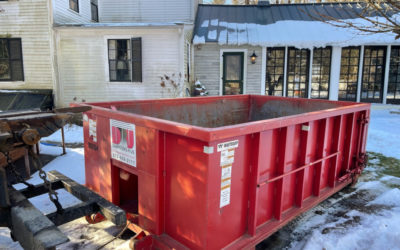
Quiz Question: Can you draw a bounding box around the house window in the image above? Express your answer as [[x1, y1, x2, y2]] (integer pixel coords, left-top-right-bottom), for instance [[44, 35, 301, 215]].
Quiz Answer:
[[69, 0, 79, 13], [311, 47, 331, 99], [91, 0, 98, 22], [266, 47, 285, 96], [287, 47, 310, 98], [388, 46, 400, 104], [0, 38, 24, 81], [339, 47, 360, 101], [108, 38, 142, 82]]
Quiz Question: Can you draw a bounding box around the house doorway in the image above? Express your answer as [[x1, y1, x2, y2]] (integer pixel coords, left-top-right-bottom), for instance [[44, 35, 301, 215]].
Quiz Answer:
[[222, 52, 244, 95]]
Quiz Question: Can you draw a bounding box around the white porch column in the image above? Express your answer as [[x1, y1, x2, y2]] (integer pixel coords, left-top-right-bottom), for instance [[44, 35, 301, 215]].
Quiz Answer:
[[356, 46, 365, 102], [329, 46, 342, 101], [383, 45, 391, 104]]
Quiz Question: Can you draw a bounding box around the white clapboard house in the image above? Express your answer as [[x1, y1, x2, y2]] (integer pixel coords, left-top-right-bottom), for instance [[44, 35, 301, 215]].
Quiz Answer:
[[0, 0, 197, 107]]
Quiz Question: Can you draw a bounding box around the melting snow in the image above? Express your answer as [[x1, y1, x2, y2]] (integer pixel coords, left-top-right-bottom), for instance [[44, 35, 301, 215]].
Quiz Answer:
[[367, 105, 400, 159], [41, 124, 84, 144]]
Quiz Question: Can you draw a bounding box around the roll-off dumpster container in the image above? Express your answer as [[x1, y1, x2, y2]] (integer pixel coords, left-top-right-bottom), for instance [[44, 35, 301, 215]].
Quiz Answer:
[[74, 95, 370, 249]]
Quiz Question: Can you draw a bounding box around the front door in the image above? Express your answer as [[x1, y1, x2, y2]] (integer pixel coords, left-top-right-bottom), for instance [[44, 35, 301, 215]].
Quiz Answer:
[[361, 46, 386, 103], [222, 52, 244, 95]]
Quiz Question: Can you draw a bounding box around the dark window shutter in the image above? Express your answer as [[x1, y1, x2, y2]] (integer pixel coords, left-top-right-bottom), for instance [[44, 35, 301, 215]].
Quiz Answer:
[[9, 39, 22, 60], [11, 61, 24, 81], [131, 38, 142, 82], [9, 39, 24, 81]]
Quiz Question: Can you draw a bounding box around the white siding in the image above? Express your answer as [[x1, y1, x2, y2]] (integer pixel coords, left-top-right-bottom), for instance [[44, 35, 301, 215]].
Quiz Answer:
[[99, 0, 197, 23], [194, 44, 262, 96], [53, 0, 93, 24], [55, 27, 183, 107], [0, 0, 54, 90]]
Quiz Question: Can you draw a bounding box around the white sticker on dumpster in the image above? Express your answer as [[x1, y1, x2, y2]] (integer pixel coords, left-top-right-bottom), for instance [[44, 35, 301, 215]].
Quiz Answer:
[[220, 186, 231, 208], [217, 140, 239, 152], [221, 165, 232, 180], [220, 149, 235, 166], [110, 119, 136, 167], [89, 118, 97, 142]]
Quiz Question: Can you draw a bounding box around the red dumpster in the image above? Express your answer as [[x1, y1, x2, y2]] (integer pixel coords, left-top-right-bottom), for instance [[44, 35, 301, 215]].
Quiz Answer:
[[73, 95, 370, 249]]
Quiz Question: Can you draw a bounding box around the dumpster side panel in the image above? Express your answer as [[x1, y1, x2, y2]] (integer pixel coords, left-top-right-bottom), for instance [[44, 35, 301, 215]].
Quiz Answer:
[[83, 114, 113, 201], [206, 135, 250, 249], [165, 133, 209, 249], [246, 110, 370, 244]]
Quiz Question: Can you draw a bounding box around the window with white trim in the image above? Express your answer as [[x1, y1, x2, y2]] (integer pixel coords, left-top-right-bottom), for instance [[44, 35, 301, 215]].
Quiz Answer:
[[108, 38, 142, 82]]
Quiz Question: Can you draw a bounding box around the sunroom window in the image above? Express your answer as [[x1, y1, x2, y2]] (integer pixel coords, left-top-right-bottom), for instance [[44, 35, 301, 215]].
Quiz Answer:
[[266, 47, 285, 96], [311, 47, 331, 99], [286, 48, 310, 98], [339, 47, 360, 101]]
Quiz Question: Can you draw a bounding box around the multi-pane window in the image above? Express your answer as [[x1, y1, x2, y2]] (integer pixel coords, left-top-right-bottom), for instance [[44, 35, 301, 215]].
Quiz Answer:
[[287, 48, 310, 98], [108, 38, 142, 82], [69, 0, 79, 12], [388, 46, 400, 104], [361, 46, 386, 103], [339, 47, 360, 101], [0, 38, 24, 81], [266, 47, 285, 96], [91, 0, 98, 22], [311, 47, 331, 99]]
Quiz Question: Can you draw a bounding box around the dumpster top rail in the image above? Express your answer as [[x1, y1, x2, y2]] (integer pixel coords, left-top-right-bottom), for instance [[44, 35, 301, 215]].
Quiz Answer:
[[73, 95, 370, 142]]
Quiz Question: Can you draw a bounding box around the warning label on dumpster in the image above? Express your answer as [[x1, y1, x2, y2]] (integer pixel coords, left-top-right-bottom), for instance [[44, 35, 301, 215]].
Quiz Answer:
[[220, 185, 231, 208], [110, 119, 136, 167], [220, 149, 235, 166], [218, 140, 238, 208], [221, 165, 232, 180]]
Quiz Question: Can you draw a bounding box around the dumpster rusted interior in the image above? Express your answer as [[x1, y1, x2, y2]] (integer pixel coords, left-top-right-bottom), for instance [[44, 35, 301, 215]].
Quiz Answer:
[[113, 96, 351, 128]]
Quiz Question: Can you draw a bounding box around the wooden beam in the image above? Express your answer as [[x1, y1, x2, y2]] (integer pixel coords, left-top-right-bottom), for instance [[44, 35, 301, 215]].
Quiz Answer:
[[8, 188, 69, 250], [47, 171, 126, 226]]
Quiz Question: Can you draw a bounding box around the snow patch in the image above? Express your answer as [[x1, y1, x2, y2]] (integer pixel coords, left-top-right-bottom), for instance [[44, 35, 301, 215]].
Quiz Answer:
[[41, 124, 83, 144], [207, 30, 217, 40], [367, 105, 400, 159], [369, 188, 400, 207]]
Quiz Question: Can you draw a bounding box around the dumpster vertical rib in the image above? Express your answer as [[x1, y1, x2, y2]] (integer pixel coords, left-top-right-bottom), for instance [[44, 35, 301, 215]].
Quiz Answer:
[[295, 122, 312, 208], [313, 118, 329, 197], [274, 127, 286, 221], [359, 110, 370, 154], [157, 130, 166, 235], [274, 126, 294, 221], [248, 132, 261, 236], [329, 115, 344, 188], [343, 113, 356, 174]]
